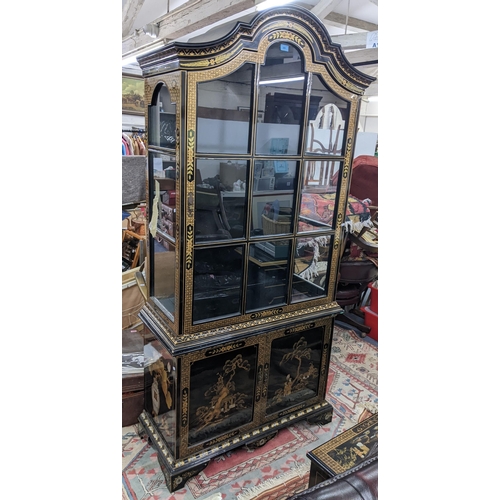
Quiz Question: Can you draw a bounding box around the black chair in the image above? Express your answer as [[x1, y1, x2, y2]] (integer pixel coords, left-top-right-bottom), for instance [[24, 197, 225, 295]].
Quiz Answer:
[[194, 167, 235, 242]]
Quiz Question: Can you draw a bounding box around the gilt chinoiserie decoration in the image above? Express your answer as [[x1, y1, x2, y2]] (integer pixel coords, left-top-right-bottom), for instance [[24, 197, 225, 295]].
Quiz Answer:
[[135, 6, 374, 492]]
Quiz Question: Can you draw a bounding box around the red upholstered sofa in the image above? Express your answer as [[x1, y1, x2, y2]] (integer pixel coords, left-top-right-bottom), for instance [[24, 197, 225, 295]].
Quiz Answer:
[[330, 154, 378, 209], [348, 154, 378, 208]]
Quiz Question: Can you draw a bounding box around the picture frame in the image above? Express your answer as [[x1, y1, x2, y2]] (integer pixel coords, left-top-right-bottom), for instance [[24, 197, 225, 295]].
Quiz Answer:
[[122, 74, 146, 116]]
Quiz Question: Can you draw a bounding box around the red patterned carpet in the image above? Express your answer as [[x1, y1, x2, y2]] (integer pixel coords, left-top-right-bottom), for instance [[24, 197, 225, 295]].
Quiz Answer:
[[122, 325, 378, 500]]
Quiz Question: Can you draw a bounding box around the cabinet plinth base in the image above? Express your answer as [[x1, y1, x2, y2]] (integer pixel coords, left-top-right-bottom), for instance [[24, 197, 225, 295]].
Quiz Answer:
[[159, 459, 210, 493], [139, 399, 334, 493], [244, 431, 279, 451], [305, 406, 333, 426]]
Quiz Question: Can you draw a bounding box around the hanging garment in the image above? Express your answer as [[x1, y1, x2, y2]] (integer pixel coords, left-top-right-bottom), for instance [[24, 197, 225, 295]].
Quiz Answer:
[[122, 137, 131, 155], [125, 134, 134, 155], [137, 136, 146, 155], [132, 136, 141, 155], [122, 133, 132, 155], [122, 132, 146, 155]]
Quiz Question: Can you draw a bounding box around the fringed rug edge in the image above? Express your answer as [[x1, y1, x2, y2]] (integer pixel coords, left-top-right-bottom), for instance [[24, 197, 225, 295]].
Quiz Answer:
[[236, 462, 310, 500]]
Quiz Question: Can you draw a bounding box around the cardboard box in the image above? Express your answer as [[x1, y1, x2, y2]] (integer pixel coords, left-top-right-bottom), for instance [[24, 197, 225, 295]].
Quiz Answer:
[[122, 267, 146, 329]]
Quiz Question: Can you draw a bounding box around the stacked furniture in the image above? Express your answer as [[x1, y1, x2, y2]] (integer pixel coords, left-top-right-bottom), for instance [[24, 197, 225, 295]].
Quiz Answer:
[[135, 6, 374, 492], [334, 155, 378, 336]]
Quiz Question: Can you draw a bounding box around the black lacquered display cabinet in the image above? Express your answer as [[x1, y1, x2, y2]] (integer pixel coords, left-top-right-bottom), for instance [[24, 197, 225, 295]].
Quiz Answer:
[[135, 6, 374, 492]]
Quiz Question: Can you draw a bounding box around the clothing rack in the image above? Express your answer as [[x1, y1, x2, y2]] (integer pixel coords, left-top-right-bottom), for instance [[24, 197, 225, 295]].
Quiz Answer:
[[123, 129, 145, 133]]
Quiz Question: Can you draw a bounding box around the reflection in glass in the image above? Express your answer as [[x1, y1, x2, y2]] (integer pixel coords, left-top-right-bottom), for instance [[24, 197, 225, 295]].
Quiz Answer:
[[195, 159, 249, 242], [246, 241, 291, 311], [291, 235, 332, 302], [250, 160, 297, 236], [259, 198, 294, 237], [152, 237, 176, 319], [256, 43, 306, 155], [305, 74, 349, 155], [298, 161, 342, 233], [150, 150, 177, 319], [197, 63, 255, 154], [149, 84, 177, 149], [150, 151, 177, 241], [192, 245, 244, 323]]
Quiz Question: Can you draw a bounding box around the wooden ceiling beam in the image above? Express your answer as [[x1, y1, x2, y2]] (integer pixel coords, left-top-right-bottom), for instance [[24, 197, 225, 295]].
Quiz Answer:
[[122, 0, 255, 58], [310, 0, 342, 19], [344, 47, 378, 65], [122, 0, 378, 61], [122, 0, 146, 39], [324, 11, 378, 32], [330, 31, 375, 50]]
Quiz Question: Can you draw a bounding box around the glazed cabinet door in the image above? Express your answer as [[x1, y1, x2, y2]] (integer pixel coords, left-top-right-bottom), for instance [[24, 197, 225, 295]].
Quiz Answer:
[[146, 77, 181, 332]]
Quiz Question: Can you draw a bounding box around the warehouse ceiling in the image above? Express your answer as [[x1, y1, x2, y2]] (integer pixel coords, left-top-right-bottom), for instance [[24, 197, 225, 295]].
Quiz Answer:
[[122, 0, 378, 85]]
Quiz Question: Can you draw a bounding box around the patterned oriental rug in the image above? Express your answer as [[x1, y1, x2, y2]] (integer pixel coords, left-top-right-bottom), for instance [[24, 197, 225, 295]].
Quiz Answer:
[[122, 326, 378, 500]]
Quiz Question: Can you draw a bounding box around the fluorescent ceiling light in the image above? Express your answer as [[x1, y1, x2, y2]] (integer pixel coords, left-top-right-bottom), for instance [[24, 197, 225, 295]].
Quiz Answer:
[[259, 76, 305, 85], [368, 96, 378, 102], [257, 0, 292, 11]]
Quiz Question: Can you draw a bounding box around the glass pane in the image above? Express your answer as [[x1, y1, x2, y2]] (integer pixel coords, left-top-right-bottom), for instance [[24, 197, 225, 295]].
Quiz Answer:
[[291, 234, 332, 302], [246, 240, 291, 312], [152, 237, 176, 317], [150, 151, 177, 241], [197, 63, 255, 154], [305, 74, 349, 155], [256, 43, 306, 155], [192, 245, 244, 323], [250, 160, 297, 236], [195, 159, 249, 242], [266, 328, 323, 415], [149, 150, 177, 319], [298, 160, 342, 233], [148, 84, 177, 149]]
